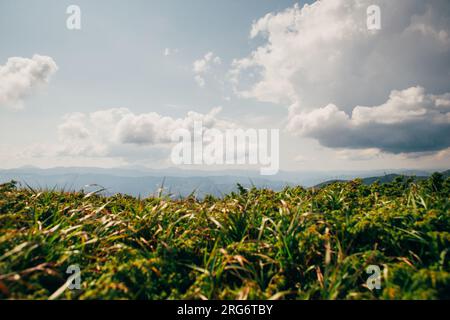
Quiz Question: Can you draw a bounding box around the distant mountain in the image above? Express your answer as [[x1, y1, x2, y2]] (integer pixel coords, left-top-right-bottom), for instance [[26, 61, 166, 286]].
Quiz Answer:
[[1, 167, 447, 198], [0, 171, 291, 199], [313, 179, 348, 188], [360, 174, 427, 185], [314, 170, 449, 188]]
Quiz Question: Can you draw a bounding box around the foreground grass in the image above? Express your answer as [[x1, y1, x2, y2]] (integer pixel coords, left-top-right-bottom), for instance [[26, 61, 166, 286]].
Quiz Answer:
[[0, 174, 449, 300]]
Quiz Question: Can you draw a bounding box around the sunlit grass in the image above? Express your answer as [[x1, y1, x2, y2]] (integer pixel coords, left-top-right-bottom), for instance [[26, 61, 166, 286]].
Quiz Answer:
[[0, 174, 449, 299]]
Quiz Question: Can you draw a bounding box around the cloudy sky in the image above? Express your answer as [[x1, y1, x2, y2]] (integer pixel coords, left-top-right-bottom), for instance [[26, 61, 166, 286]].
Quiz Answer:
[[0, 0, 449, 171]]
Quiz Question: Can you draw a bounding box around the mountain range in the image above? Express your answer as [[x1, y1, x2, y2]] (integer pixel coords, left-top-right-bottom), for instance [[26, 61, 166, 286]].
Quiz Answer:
[[0, 166, 447, 198]]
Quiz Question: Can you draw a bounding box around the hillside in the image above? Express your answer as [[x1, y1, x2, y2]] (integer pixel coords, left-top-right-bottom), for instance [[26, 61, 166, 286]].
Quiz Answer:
[[0, 173, 449, 299], [314, 170, 450, 188]]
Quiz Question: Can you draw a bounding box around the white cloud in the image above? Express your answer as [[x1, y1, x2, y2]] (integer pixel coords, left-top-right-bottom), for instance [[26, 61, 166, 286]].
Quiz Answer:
[[193, 52, 221, 87], [164, 48, 179, 57], [434, 148, 450, 161], [194, 75, 206, 88], [0, 55, 58, 109], [229, 0, 450, 157], [231, 0, 450, 111], [294, 155, 309, 162], [287, 87, 450, 153], [57, 107, 234, 158]]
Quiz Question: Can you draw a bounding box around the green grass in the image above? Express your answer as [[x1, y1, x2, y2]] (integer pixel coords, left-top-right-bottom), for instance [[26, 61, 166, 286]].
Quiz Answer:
[[0, 173, 449, 300]]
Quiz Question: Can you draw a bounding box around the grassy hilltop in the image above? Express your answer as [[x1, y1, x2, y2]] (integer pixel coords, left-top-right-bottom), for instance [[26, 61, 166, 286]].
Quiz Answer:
[[0, 174, 449, 300]]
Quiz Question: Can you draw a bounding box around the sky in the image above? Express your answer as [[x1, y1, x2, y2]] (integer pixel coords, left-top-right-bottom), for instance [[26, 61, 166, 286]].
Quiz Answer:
[[0, 0, 449, 172]]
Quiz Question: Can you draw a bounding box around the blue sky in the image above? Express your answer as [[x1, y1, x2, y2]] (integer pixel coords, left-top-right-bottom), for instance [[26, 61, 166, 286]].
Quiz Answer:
[[0, 0, 297, 144], [1, 0, 449, 171], [0, 0, 298, 114]]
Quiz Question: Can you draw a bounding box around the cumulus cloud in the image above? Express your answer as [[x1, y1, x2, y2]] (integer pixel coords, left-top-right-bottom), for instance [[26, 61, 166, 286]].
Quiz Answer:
[[193, 52, 221, 87], [231, 0, 450, 110], [287, 87, 450, 153], [0, 55, 58, 109], [164, 48, 179, 57], [230, 0, 450, 156], [57, 107, 234, 158]]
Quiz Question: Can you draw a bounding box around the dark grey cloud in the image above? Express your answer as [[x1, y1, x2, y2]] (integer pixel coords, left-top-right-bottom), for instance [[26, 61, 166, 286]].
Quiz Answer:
[[287, 87, 450, 154], [314, 121, 450, 154]]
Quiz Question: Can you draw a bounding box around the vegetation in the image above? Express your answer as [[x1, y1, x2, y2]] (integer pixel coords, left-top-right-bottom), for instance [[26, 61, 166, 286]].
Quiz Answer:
[[0, 173, 449, 299]]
